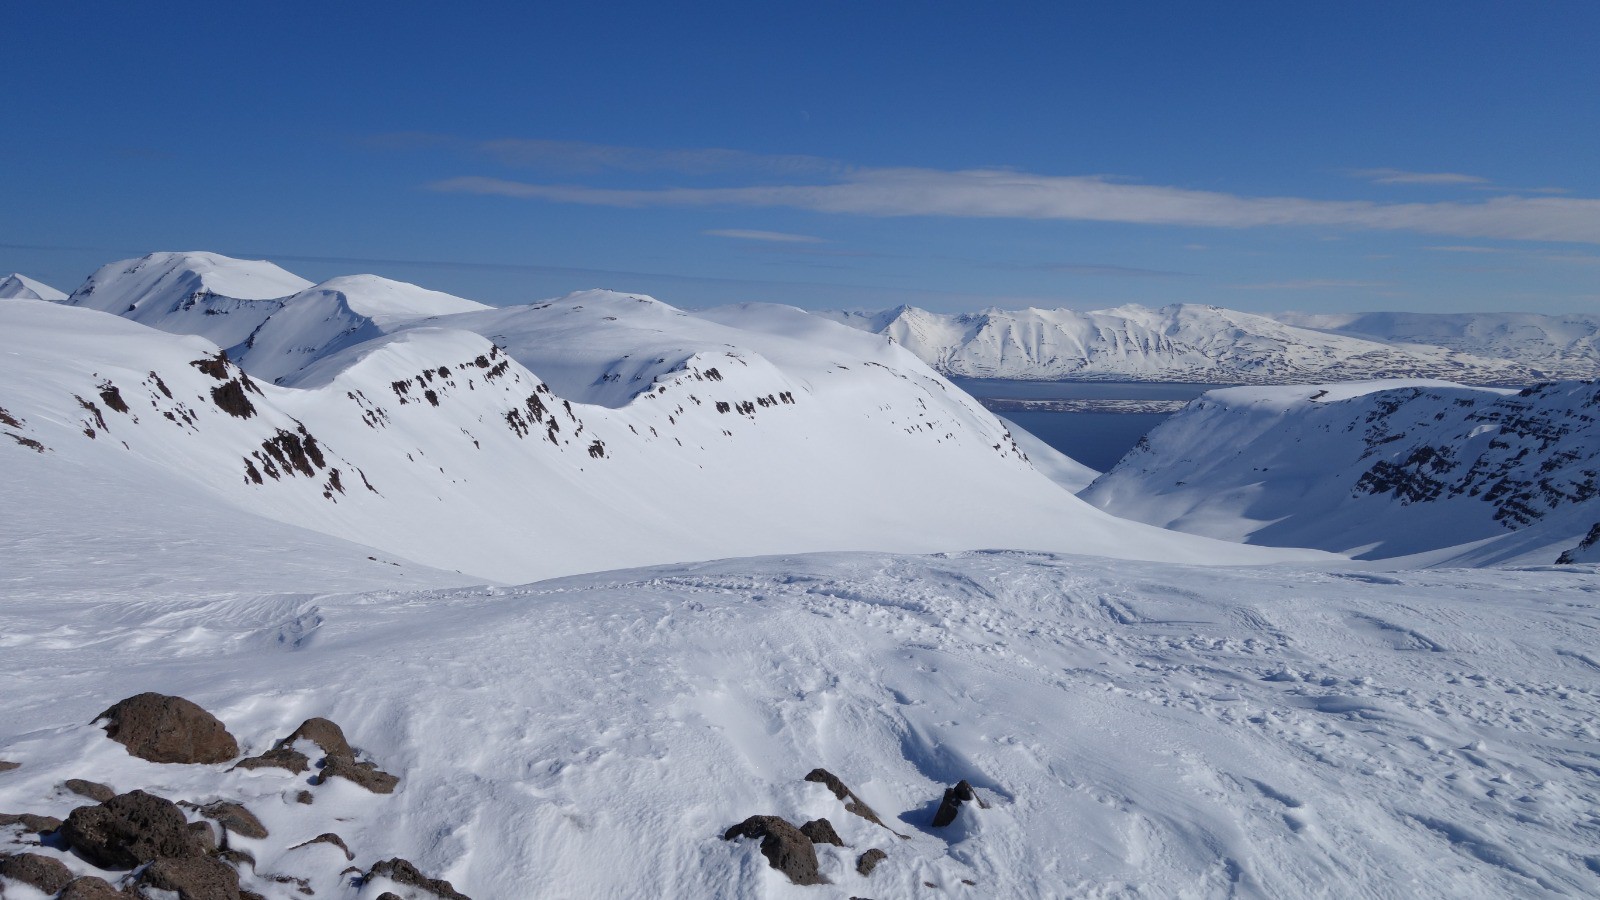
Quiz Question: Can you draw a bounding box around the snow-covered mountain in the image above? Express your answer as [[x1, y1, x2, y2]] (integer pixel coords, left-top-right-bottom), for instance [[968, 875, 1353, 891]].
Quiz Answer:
[[2, 252, 1318, 584], [1276, 310, 1600, 381], [1081, 379, 1600, 564], [823, 304, 1572, 384], [0, 272, 67, 301]]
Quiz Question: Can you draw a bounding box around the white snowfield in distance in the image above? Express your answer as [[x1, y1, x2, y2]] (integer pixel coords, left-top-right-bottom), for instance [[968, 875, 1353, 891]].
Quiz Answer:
[[2, 251, 1327, 585], [1, 540, 1596, 899], [822, 304, 1600, 384], [1082, 379, 1600, 566], [0, 272, 67, 301]]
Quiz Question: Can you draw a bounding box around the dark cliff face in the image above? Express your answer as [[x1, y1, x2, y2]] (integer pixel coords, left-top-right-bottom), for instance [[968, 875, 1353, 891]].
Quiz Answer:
[[1350, 382, 1600, 532]]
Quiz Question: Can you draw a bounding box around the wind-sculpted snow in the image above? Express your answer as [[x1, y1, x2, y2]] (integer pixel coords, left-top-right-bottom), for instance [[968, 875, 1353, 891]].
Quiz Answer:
[[0, 284, 1321, 584], [1083, 379, 1600, 563], [2, 548, 1598, 897], [824, 304, 1563, 384]]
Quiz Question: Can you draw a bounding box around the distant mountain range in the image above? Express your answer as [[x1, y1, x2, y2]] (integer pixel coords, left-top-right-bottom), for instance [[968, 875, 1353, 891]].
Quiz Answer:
[[822, 304, 1600, 384]]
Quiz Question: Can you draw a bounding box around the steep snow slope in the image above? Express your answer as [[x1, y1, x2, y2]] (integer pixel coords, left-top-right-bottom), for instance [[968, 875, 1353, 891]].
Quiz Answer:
[[236, 275, 490, 384], [0, 296, 1320, 585], [823, 304, 1546, 384], [1278, 310, 1600, 381], [64, 251, 313, 350], [1081, 379, 1600, 562], [0, 273, 66, 301], [3, 546, 1598, 898]]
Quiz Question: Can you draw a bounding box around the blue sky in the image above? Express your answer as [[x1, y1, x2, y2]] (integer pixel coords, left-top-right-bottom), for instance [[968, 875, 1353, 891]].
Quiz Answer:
[[4, 1, 1597, 313]]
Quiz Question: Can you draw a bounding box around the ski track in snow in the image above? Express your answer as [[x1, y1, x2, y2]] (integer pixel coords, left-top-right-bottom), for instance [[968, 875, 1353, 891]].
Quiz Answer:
[[3, 551, 1599, 898]]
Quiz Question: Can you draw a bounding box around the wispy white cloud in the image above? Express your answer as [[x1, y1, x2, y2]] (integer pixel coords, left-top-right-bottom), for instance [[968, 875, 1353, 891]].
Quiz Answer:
[[432, 167, 1600, 245], [1230, 279, 1392, 291], [704, 229, 825, 244], [1424, 245, 1509, 253], [1348, 168, 1490, 186], [477, 139, 846, 176]]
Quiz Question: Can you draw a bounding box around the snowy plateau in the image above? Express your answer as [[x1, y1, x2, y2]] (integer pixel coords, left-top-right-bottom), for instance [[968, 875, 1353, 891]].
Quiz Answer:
[[2, 252, 1599, 899]]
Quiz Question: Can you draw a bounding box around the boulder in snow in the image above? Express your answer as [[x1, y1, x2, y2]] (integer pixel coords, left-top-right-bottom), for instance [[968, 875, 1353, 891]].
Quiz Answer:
[[722, 815, 826, 885], [95, 693, 239, 765], [61, 789, 210, 868], [0, 851, 75, 894]]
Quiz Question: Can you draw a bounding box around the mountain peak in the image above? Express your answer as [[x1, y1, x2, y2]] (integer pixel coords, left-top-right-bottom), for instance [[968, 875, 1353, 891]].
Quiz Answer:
[[0, 273, 68, 302]]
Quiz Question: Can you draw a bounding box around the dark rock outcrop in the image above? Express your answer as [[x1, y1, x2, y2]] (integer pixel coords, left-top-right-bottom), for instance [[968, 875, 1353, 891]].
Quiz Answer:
[[319, 754, 399, 794], [799, 817, 844, 846], [0, 851, 75, 894], [232, 747, 309, 774], [95, 694, 239, 765], [283, 718, 353, 759], [0, 812, 62, 833], [288, 832, 353, 860], [136, 855, 242, 900], [65, 779, 116, 802], [60, 790, 209, 868], [0, 760, 18, 772], [59, 876, 128, 900], [856, 848, 888, 876], [722, 815, 826, 885], [197, 802, 268, 840], [931, 779, 980, 827], [366, 857, 472, 900], [805, 768, 906, 837]]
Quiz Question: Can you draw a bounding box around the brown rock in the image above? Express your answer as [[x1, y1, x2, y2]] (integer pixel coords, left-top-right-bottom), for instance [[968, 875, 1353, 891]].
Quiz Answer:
[[232, 747, 309, 775], [288, 832, 352, 860], [0, 812, 62, 833], [95, 694, 239, 765], [856, 848, 887, 876], [0, 761, 18, 772], [377, 894, 404, 900], [60, 790, 209, 868], [805, 768, 906, 838], [198, 802, 267, 840], [799, 817, 845, 846], [931, 780, 976, 828], [294, 790, 314, 805], [136, 855, 241, 900], [320, 754, 399, 794], [282, 718, 353, 759], [366, 858, 471, 900], [0, 851, 75, 893], [65, 779, 116, 802], [59, 876, 129, 900], [722, 815, 826, 885]]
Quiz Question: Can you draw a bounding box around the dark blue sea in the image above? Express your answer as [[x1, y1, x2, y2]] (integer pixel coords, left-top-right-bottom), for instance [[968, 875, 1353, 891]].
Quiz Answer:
[[949, 379, 1229, 472]]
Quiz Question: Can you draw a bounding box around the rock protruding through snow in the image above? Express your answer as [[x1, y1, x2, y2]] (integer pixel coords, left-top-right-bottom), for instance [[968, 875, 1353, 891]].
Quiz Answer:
[[95, 693, 239, 765], [60, 789, 211, 868], [722, 815, 827, 885]]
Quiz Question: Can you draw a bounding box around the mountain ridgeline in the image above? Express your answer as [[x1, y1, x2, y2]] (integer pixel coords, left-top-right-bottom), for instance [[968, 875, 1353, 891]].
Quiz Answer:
[[823, 304, 1600, 384]]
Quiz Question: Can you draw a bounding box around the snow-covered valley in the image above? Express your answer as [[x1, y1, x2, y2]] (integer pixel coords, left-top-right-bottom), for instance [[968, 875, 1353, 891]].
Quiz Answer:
[[4, 253, 1600, 899]]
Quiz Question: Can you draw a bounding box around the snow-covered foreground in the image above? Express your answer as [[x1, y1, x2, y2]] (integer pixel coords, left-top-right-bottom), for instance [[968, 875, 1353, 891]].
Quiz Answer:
[[5, 546, 1599, 898]]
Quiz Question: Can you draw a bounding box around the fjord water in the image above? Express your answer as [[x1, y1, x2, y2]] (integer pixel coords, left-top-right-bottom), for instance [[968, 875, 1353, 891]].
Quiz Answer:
[[951, 379, 1229, 472]]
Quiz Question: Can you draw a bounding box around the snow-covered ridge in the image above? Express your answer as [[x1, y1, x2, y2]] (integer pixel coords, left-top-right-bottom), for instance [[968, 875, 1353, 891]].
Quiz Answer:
[[1081, 378, 1600, 564], [823, 303, 1588, 384], [2, 252, 1324, 583], [0, 272, 67, 301]]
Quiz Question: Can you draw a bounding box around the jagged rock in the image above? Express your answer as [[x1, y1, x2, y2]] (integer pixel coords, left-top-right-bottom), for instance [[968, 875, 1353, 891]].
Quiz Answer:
[[722, 815, 826, 886], [232, 747, 309, 774], [0, 812, 62, 833], [60, 790, 209, 868], [65, 779, 116, 802], [366, 858, 471, 900], [856, 848, 887, 876], [0, 761, 18, 772], [283, 718, 353, 758], [799, 818, 844, 846], [931, 780, 977, 827], [804, 768, 905, 837], [136, 855, 241, 900], [198, 802, 268, 840], [59, 875, 128, 900], [294, 790, 313, 805], [95, 694, 239, 765], [288, 832, 352, 860], [319, 754, 399, 794], [0, 851, 75, 893]]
